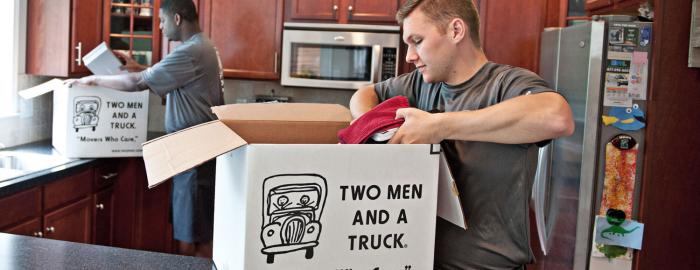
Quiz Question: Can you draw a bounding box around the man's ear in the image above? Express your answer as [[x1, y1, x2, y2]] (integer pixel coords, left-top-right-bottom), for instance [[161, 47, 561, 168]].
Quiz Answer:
[[174, 13, 182, 26], [449, 18, 466, 44]]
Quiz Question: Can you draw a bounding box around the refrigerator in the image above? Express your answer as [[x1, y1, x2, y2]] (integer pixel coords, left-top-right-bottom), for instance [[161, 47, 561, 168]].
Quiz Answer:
[[533, 15, 652, 270]]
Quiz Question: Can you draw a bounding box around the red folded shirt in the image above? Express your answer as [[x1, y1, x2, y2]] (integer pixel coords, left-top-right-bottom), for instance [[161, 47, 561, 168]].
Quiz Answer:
[[338, 96, 409, 144]]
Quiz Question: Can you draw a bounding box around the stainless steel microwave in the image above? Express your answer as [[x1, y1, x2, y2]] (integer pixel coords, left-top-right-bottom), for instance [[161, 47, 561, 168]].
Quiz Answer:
[[281, 23, 401, 90]]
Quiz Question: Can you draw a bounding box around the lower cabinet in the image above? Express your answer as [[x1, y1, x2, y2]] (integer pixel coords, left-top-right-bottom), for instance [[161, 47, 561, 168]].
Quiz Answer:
[[43, 197, 92, 243], [0, 158, 173, 253]]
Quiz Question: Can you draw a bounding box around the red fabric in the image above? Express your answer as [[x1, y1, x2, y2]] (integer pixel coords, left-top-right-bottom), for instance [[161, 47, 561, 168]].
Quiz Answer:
[[338, 96, 409, 144]]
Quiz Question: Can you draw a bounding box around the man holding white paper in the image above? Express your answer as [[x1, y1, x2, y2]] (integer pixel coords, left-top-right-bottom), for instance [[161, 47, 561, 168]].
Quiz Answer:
[[69, 0, 224, 258]]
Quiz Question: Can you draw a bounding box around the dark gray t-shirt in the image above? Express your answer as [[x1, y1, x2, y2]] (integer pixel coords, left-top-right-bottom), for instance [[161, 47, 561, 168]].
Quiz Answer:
[[375, 62, 552, 269], [142, 33, 224, 133]]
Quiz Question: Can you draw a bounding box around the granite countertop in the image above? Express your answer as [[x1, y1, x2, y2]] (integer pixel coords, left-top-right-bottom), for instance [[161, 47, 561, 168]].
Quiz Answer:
[[0, 140, 95, 197], [0, 232, 214, 270]]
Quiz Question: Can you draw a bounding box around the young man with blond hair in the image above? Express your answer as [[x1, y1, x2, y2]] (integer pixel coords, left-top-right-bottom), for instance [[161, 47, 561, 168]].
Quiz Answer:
[[350, 0, 574, 269]]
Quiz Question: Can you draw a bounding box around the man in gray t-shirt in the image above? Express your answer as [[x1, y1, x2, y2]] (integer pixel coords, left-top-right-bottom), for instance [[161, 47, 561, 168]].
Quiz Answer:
[[350, 0, 574, 269], [70, 0, 223, 258]]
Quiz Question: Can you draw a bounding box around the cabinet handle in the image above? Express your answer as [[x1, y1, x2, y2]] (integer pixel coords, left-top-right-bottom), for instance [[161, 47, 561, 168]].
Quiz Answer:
[[274, 52, 278, 73], [348, 5, 353, 13], [96, 203, 105, 210], [33, 231, 43, 237], [101, 172, 118, 180], [75, 42, 83, 66], [332, 4, 338, 11], [46, 226, 55, 233]]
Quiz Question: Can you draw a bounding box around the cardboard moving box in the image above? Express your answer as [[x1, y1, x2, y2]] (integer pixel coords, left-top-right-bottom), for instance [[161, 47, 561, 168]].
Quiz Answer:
[[143, 103, 443, 270], [20, 79, 149, 158]]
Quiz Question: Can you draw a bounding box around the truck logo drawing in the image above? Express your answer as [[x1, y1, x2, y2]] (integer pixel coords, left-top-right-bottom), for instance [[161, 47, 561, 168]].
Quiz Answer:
[[73, 96, 101, 132], [261, 174, 328, 264]]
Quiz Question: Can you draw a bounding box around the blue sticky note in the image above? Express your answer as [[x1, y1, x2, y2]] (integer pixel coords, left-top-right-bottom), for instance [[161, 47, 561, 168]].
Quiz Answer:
[[594, 215, 644, 250]]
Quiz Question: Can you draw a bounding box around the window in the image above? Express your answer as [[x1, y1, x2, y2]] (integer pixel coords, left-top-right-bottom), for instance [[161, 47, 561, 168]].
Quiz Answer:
[[0, 0, 19, 117]]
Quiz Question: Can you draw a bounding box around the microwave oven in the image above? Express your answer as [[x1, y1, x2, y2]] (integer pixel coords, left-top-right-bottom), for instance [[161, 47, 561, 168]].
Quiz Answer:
[[281, 23, 401, 90]]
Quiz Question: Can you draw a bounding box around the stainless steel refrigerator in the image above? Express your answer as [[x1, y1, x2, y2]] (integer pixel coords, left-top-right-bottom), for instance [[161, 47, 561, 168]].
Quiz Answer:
[[533, 16, 652, 270]]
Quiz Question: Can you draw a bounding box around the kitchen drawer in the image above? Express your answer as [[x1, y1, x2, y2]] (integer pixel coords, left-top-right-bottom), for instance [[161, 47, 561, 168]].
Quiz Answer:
[[94, 160, 119, 191], [44, 168, 93, 211], [0, 187, 41, 229]]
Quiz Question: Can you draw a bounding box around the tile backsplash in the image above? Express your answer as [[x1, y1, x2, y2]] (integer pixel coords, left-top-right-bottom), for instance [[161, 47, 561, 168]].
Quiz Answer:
[[2, 76, 357, 146]]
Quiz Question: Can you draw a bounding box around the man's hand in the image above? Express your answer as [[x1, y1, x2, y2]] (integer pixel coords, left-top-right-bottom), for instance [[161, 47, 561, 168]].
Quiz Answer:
[[388, 108, 445, 144], [65, 76, 98, 87], [114, 50, 146, 72]]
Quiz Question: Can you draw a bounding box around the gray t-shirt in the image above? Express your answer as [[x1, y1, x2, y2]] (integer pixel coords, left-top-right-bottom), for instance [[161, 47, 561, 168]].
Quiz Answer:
[[142, 33, 224, 133], [375, 62, 553, 269]]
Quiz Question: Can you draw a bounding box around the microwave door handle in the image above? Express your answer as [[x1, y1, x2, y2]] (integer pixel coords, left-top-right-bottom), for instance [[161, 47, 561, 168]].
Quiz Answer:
[[371, 45, 382, 83]]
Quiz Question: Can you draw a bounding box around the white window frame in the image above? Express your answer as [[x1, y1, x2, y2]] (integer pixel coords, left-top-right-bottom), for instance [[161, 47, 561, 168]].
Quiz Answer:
[[1, 0, 25, 119]]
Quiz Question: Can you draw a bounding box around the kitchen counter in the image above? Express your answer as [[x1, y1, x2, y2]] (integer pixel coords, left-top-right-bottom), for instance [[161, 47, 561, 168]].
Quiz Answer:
[[0, 232, 213, 269], [0, 140, 95, 198]]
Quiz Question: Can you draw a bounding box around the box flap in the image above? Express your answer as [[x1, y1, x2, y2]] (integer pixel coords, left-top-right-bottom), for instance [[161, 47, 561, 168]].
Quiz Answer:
[[18, 78, 65, 99], [142, 120, 247, 188], [212, 103, 351, 122], [212, 103, 351, 144]]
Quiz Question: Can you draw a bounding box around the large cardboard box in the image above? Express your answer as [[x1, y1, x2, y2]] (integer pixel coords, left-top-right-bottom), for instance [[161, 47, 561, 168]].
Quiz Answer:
[[143, 103, 442, 270], [20, 79, 149, 158]]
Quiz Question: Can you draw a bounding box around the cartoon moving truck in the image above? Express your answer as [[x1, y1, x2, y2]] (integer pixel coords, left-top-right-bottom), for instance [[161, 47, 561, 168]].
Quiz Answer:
[[73, 96, 101, 132], [260, 174, 327, 264]]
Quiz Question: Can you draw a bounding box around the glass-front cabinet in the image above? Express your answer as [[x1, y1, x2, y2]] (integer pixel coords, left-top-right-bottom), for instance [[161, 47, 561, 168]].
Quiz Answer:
[[104, 0, 161, 66]]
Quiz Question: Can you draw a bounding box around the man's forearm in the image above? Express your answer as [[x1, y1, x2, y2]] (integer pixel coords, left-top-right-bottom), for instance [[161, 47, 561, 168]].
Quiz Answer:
[[349, 85, 379, 119], [437, 92, 574, 144], [93, 72, 148, 92]]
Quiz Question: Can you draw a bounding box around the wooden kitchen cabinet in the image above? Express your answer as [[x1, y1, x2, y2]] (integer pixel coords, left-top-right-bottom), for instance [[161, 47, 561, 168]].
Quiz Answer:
[[4, 218, 43, 238], [103, 0, 162, 67], [287, 0, 400, 24], [586, 0, 647, 15], [0, 188, 42, 235], [27, 0, 103, 77], [43, 197, 93, 243], [199, 0, 283, 79], [93, 161, 118, 246]]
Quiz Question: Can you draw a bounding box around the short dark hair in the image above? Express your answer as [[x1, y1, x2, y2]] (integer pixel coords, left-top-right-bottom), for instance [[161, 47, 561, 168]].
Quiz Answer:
[[396, 0, 481, 48], [160, 0, 198, 22]]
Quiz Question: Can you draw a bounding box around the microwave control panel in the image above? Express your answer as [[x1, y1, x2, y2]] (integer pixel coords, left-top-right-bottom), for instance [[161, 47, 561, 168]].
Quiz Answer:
[[381, 48, 397, 81]]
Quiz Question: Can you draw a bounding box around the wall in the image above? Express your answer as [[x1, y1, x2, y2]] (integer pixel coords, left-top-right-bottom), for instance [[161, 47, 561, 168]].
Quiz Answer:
[[0, 75, 53, 148]]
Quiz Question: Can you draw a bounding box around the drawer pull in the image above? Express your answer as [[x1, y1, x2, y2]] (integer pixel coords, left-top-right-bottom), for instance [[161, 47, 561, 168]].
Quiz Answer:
[[100, 173, 118, 180], [96, 203, 105, 210], [33, 231, 43, 237], [46, 226, 55, 233]]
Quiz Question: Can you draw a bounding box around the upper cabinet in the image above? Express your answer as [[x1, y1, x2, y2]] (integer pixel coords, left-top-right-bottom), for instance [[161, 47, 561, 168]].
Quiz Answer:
[[103, 0, 162, 67], [26, 0, 163, 77], [287, 0, 400, 24], [585, 0, 647, 15], [27, 0, 103, 77], [199, 0, 283, 80]]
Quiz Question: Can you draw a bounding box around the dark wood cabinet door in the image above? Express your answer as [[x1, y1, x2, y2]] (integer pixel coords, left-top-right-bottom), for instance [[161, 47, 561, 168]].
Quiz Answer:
[[43, 197, 92, 244], [202, 0, 283, 79], [26, 0, 71, 76], [70, 0, 103, 75], [347, 0, 399, 23], [93, 188, 115, 246], [585, 0, 612, 11], [0, 187, 41, 230], [4, 218, 43, 238], [289, 0, 338, 21]]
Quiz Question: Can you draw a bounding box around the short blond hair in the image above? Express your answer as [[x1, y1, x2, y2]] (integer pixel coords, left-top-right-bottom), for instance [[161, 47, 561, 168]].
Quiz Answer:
[[396, 0, 481, 48]]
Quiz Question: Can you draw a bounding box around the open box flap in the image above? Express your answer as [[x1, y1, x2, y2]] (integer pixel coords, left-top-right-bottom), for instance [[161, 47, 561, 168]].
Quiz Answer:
[[142, 120, 247, 188], [18, 78, 65, 99], [212, 103, 352, 123]]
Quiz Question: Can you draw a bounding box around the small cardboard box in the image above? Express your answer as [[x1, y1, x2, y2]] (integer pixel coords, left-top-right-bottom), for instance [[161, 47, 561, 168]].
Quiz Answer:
[[143, 103, 442, 270], [20, 79, 149, 158]]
